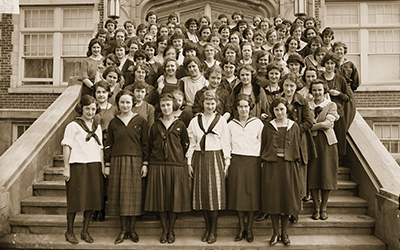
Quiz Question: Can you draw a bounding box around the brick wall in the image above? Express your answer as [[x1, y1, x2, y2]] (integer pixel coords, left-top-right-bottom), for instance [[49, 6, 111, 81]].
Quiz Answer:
[[0, 14, 59, 109], [355, 91, 400, 108]]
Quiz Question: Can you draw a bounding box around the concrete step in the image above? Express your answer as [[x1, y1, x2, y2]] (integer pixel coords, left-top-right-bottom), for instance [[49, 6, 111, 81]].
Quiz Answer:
[[33, 179, 357, 197], [10, 213, 375, 236], [53, 155, 64, 168], [44, 167, 64, 181], [0, 233, 386, 250], [338, 167, 350, 180], [20, 196, 368, 215]]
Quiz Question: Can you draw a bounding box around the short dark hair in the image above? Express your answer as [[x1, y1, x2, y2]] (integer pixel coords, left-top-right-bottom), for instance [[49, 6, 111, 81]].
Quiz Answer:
[[92, 80, 112, 98], [75, 95, 100, 115], [86, 38, 103, 57], [269, 97, 289, 119], [204, 65, 223, 80], [145, 11, 157, 22], [102, 65, 122, 82], [321, 51, 340, 67], [183, 56, 201, 69], [309, 79, 329, 94], [115, 89, 134, 109]]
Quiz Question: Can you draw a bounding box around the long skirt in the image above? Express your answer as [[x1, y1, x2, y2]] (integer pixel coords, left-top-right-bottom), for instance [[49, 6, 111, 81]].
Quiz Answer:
[[192, 150, 226, 211], [261, 158, 301, 215], [145, 164, 192, 213], [308, 132, 338, 190], [107, 156, 144, 216], [227, 155, 261, 211], [66, 162, 103, 213], [298, 161, 307, 198], [334, 116, 347, 156]]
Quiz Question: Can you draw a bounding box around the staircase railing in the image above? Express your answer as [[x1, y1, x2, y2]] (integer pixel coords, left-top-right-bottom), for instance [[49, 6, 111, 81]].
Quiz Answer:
[[0, 80, 82, 238], [346, 111, 400, 250]]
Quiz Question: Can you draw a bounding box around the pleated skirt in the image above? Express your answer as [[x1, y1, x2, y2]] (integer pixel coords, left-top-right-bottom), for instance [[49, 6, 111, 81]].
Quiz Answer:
[[192, 150, 226, 211], [308, 132, 338, 190], [66, 162, 103, 213], [261, 158, 301, 215], [145, 164, 192, 213], [107, 156, 144, 216], [227, 154, 261, 211]]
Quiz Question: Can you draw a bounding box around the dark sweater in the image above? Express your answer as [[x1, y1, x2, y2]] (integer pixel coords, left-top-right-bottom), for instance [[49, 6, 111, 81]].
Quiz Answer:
[[149, 118, 189, 166], [105, 114, 149, 162]]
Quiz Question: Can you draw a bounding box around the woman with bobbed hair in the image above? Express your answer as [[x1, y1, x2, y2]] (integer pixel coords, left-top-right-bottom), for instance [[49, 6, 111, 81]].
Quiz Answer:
[[82, 38, 105, 96], [227, 94, 264, 243], [307, 79, 340, 221], [260, 97, 301, 246], [319, 51, 350, 161]]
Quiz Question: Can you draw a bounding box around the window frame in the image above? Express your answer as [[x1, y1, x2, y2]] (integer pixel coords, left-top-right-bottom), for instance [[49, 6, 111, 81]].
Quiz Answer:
[[373, 122, 400, 157], [17, 5, 95, 90]]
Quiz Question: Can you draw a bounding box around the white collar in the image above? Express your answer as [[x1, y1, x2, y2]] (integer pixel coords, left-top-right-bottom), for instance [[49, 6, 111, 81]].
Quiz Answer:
[[270, 119, 295, 131]]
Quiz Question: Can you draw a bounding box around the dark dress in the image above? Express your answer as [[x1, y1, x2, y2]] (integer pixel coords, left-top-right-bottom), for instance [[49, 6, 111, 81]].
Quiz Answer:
[[260, 120, 301, 215], [308, 100, 339, 190], [145, 118, 191, 212]]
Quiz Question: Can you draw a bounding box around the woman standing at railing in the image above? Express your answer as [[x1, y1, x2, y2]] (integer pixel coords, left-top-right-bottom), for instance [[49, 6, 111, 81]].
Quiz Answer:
[[61, 95, 105, 244]]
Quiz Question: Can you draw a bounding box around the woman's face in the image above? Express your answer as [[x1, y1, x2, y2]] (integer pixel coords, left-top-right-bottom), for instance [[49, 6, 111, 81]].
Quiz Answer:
[[148, 14, 157, 25], [233, 14, 242, 23], [173, 93, 184, 107], [288, 62, 301, 73], [201, 28, 211, 41], [106, 58, 116, 67], [334, 46, 345, 59], [172, 38, 183, 50], [125, 23, 135, 35], [324, 59, 336, 73], [160, 27, 168, 36], [167, 23, 176, 34], [260, 21, 269, 31], [237, 100, 250, 118], [238, 24, 247, 34], [267, 31, 277, 44], [254, 35, 264, 48], [268, 69, 281, 84], [225, 48, 236, 59], [149, 25, 158, 35], [316, 52, 326, 64], [245, 30, 254, 41], [138, 29, 147, 38], [288, 39, 298, 53], [273, 46, 285, 60], [118, 94, 133, 114], [293, 27, 302, 39], [306, 29, 317, 39], [230, 34, 240, 45], [158, 39, 168, 52], [82, 103, 97, 121], [203, 99, 217, 114], [164, 48, 177, 59], [305, 20, 315, 29], [221, 28, 230, 40], [185, 49, 196, 57], [95, 86, 108, 104], [135, 67, 147, 81], [187, 61, 200, 77], [145, 46, 155, 59], [115, 47, 126, 59], [274, 17, 283, 26], [210, 36, 220, 48], [239, 68, 252, 85], [310, 42, 321, 52], [242, 45, 252, 60], [200, 18, 209, 27], [283, 79, 297, 98], [160, 99, 173, 116], [273, 102, 287, 120], [311, 83, 325, 101], [223, 63, 235, 77], [91, 43, 102, 56], [208, 72, 222, 89], [165, 61, 177, 76], [304, 70, 317, 84], [277, 28, 286, 38], [258, 55, 269, 69], [129, 43, 139, 56], [204, 45, 215, 59], [134, 88, 146, 102], [106, 71, 118, 86], [189, 21, 197, 33], [115, 32, 125, 42]]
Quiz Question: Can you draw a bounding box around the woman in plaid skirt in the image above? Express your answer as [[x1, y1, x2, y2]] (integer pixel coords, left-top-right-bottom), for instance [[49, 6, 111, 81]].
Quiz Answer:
[[105, 89, 149, 244], [186, 90, 231, 244]]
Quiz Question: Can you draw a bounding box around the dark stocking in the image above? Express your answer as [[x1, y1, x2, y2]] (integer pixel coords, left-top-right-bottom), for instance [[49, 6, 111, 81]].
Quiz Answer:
[[82, 210, 93, 233], [66, 212, 76, 234]]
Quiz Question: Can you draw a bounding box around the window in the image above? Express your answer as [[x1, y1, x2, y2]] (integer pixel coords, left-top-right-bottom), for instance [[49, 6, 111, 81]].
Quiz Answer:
[[374, 123, 400, 154], [20, 6, 94, 87], [12, 123, 33, 143], [325, 2, 400, 88]]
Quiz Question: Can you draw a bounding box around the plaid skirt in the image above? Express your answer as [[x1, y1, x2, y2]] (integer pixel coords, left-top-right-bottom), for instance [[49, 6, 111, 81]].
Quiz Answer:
[[66, 162, 103, 213], [145, 164, 191, 213], [107, 155, 144, 216], [192, 150, 226, 211]]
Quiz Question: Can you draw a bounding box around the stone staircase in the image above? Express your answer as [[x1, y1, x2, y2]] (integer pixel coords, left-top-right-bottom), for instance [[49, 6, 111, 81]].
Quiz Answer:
[[0, 155, 387, 249]]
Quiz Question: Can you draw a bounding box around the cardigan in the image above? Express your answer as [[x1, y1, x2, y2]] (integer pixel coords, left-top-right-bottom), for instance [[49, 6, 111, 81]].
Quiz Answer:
[[260, 119, 301, 162], [149, 118, 189, 166]]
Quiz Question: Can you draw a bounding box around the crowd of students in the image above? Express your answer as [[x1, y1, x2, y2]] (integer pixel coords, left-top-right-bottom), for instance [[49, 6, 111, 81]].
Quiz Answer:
[[62, 10, 360, 246]]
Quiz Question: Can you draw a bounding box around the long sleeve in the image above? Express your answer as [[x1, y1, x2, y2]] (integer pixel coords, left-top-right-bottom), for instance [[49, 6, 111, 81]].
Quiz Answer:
[[186, 118, 197, 164], [218, 118, 231, 160]]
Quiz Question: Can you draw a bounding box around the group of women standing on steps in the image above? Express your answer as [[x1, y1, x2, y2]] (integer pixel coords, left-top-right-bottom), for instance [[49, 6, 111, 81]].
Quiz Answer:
[[62, 8, 359, 247]]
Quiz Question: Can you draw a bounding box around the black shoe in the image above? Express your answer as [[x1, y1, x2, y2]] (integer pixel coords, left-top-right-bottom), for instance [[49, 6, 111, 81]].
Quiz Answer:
[[91, 211, 98, 221], [234, 230, 245, 242], [114, 231, 126, 244], [207, 233, 217, 244], [167, 232, 175, 244], [320, 209, 328, 220], [269, 233, 280, 246], [201, 230, 209, 242], [289, 215, 299, 223], [282, 234, 290, 246], [160, 232, 167, 244], [80, 231, 94, 243], [312, 210, 320, 220], [245, 229, 254, 243], [255, 212, 269, 221], [65, 231, 79, 244], [130, 231, 139, 243], [302, 195, 311, 201]]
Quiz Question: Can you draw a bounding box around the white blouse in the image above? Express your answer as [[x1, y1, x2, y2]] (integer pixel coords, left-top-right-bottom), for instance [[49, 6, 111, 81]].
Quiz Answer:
[[228, 117, 264, 157], [61, 121, 103, 164]]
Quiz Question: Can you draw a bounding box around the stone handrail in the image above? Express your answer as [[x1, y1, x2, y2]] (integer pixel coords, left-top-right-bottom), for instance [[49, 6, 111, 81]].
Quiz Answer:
[[347, 111, 400, 250], [0, 82, 81, 238]]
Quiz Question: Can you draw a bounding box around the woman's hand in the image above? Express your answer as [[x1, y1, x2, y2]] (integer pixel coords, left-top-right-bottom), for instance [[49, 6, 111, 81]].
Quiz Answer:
[[141, 165, 148, 177], [188, 164, 193, 179], [329, 89, 340, 96], [63, 166, 70, 182], [224, 158, 230, 178]]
